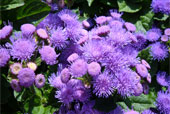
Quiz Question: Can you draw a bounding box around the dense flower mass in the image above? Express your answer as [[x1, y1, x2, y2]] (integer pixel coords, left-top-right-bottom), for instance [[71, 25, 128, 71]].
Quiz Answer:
[[1, 1, 170, 114]]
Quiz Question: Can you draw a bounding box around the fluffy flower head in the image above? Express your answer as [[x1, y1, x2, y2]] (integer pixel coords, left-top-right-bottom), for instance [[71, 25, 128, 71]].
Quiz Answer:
[[0, 47, 10, 67]]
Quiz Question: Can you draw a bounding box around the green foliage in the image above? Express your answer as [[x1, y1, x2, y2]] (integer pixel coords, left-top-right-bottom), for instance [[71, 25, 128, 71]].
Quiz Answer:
[[0, 0, 24, 11]]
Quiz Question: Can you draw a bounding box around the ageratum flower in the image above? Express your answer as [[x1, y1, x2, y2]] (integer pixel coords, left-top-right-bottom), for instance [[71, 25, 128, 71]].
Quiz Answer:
[[87, 62, 101, 76], [17, 68, 35, 87], [48, 73, 65, 89], [110, 9, 123, 19], [67, 53, 79, 63], [10, 63, 22, 75], [21, 24, 36, 36], [82, 20, 90, 29], [50, 27, 68, 49], [134, 83, 143, 96], [60, 68, 71, 83], [161, 35, 169, 42], [136, 64, 148, 78], [93, 72, 114, 98], [156, 71, 168, 86], [151, 0, 170, 14], [146, 28, 161, 42], [39, 46, 58, 65], [0, 47, 10, 67], [124, 110, 140, 114], [55, 85, 74, 104], [150, 42, 168, 61], [142, 109, 157, 114], [35, 74, 45, 88], [164, 28, 170, 36], [0, 25, 13, 40], [10, 79, 21, 92], [141, 59, 151, 69], [113, 69, 137, 97], [73, 87, 90, 102], [109, 20, 124, 29], [156, 91, 170, 114], [70, 59, 87, 77], [108, 106, 124, 114], [8, 33, 36, 61], [95, 16, 107, 25], [36, 28, 48, 39], [96, 25, 110, 37], [124, 22, 136, 32]]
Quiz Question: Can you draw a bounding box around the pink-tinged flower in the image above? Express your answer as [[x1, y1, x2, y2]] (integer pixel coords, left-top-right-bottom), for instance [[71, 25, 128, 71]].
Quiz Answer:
[[141, 59, 151, 69], [127, 32, 138, 43], [96, 25, 110, 37], [0, 25, 13, 40], [156, 91, 170, 114], [109, 20, 124, 29], [88, 62, 101, 76], [136, 64, 148, 78], [10, 63, 22, 75], [164, 28, 170, 36], [110, 9, 123, 19], [124, 110, 140, 114], [70, 59, 87, 77], [147, 73, 152, 83], [60, 68, 71, 83], [93, 72, 114, 98], [161, 35, 169, 42], [37, 28, 48, 39], [67, 53, 79, 63], [39, 46, 58, 65], [82, 20, 90, 29], [124, 22, 136, 32], [95, 16, 107, 25], [106, 16, 112, 22], [35, 74, 45, 88], [146, 28, 161, 42], [0, 47, 10, 67], [10, 79, 22, 92], [21, 24, 36, 36], [150, 42, 168, 61], [17, 68, 35, 87]]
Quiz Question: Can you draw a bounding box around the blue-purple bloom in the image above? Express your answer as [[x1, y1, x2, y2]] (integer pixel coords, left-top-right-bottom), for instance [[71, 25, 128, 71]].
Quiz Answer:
[[142, 109, 157, 114], [60, 68, 71, 83], [88, 62, 101, 76], [10, 79, 22, 92], [151, 0, 170, 14], [156, 71, 168, 86], [39, 46, 58, 65], [37, 28, 49, 39], [134, 83, 143, 96], [146, 28, 161, 42], [21, 24, 36, 36], [150, 42, 169, 61], [17, 68, 35, 87], [95, 16, 107, 25], [50, 27, 68, 49], [0, 25, 13, 40], [93, 72, 114, 98], [124, 22, 136, 32], [0, 47, 10, 67], [136, 64, 148, 78], [156, 91, 170, 114], [161, 35, 169, 42], [164, 28, 170, 36], [35, 74, 45, 88]]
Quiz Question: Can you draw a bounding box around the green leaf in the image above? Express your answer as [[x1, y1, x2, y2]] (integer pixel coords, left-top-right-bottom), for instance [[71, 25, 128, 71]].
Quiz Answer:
[[35, 57, 42, 67], [140, 10, 154, 30], [0, 0, 24, 11], [87, 0, 94, 7], [154, 14, 169, 21], [16, 0, 50, 20], [117, 0, 142, 13], [135, 21, 146, 33]]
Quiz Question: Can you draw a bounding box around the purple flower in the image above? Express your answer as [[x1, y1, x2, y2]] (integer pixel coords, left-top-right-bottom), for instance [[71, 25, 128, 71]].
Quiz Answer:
[[55, 85, 74, 104], [8, 33, 36, 61], [113, 69, 138, 97], [146, 28, 161, 42], [74, 87, 90, 102], [95, 16, 107, 25], [70, 59, 87, 77], [109, 20, 124, 29], [164, 28, 170, 36], [142, 82, 149, 94], [35, 74, 45, 88], [156, 91, 170, 114], [156, 71, 168, 86], [161, 35, 169, 42], [88, 62, 101, 76], [0, 47, 10, 67], [39, 46, 58, 65], [82, 20, 90, 29], [17, 68, 35, 87], [146, 73, 152, 83], [0, 25, 13, 40], [150, 42, 169, 61], [136, 64, 148, 78], [151, 0, 170, 14], [10, 79, 21, 92], [124, 22, 136, 32], [124, 110, 140, 114], [21, 24, 36, 36], [36, 28, 48, 39], [79, 101, 95, 114], [142, 109, 157, 114], [110, 9, 123, 19], [93, 72, 114, 98], [60, 68, 71, 83], [48, 73, 65, 89], [10, 63, 22, 75], [134, 83, 143, 96], [96, 25, 110, 37], [141, 59, 151, 69], [50, 27, 68, 49], [108, 106, 123, 114], [67, 53, 79, 63]]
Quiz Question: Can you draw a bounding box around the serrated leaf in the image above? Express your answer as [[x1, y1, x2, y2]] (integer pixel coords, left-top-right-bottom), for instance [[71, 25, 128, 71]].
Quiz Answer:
[[0, 0, 24, 11], [117, 0, 142, 13], [87, 0, 94, 7], [16, 0, 50, 20]]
